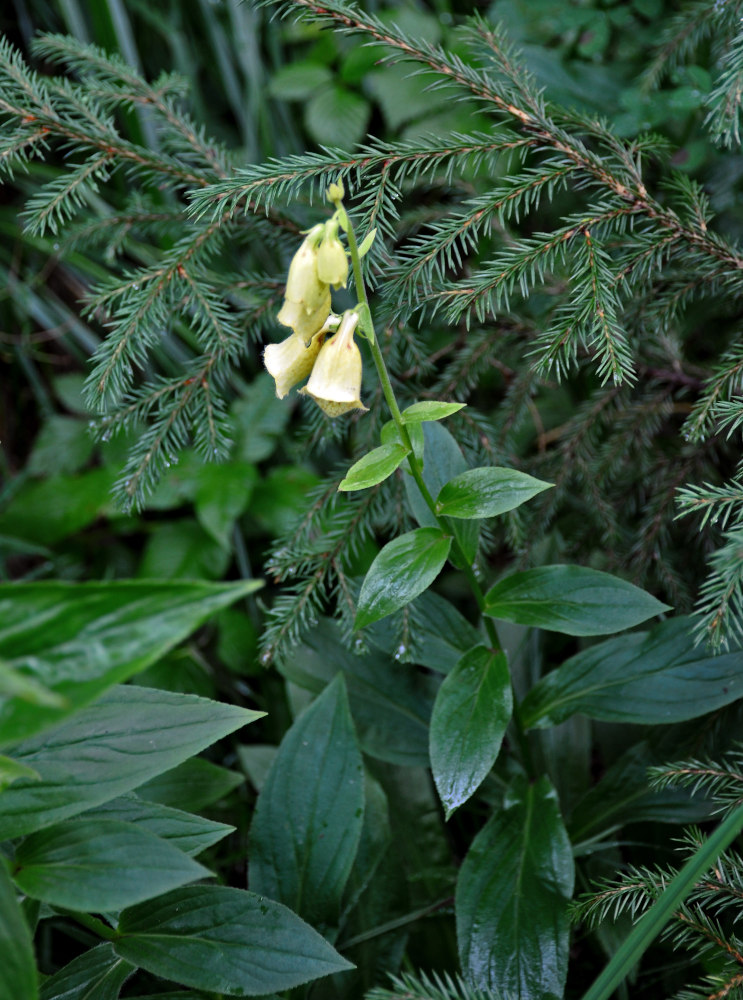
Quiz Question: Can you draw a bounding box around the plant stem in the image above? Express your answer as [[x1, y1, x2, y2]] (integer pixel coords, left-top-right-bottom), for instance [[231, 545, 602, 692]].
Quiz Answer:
[[343, 202, 536, 778], [581, 800, 743, 1000]]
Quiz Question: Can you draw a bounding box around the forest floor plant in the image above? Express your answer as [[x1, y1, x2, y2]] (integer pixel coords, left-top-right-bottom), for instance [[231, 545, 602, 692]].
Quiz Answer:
[[2, 1, 743, 999]]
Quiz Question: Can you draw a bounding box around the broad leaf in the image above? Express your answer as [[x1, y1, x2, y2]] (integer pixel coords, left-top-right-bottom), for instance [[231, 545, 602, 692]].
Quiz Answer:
[[250, 675, 364, 926], [401, 401, 466, 423], [403, 422, 479, 563], [86, 794, 234, 856], [279, 618, 436, 767], [521, 617, 743, 728], [436, 467, 552, 519], [430, 647, 512, 818], [0, 862, 37, 1000], [0, 754, 39, 792], [355, 527, 451, 629], [338, 443, 409, 492], [40, 943, 134, 1000], [135, 758, 244, 812], [0, 580, 262, 746], [484, 565, 669, 636], [0, 685, 262, 840], [115, 885, 353, 995], [14, 819, 209, 911], [456, 775, 574, 999]]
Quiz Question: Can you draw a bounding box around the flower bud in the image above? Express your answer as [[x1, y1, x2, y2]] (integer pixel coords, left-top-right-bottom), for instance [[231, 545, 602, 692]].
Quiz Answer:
[[283, 224, 326, 311], [264, 329, 326, 399], [316, 220, 349, 290], [300, 310, 368, 417], [327, 178, 345, 203]]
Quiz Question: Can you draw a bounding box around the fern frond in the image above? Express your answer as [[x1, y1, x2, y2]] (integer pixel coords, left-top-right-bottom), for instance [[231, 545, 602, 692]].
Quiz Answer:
[[365, 970, 502, 1000]]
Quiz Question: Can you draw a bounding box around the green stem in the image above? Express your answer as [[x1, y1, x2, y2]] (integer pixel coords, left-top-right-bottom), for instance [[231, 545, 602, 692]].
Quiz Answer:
[[581, 801, 743, 1000], [343, 203, 536, 777]]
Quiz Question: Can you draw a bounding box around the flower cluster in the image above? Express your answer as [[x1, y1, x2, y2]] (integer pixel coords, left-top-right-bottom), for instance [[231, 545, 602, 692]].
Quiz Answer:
[[264, 219, 367, 417]]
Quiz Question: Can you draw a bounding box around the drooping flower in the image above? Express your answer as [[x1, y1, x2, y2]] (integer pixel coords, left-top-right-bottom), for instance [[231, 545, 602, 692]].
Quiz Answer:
[[264, 329, 325, 400], [277, 291, 332, 345], [300, 310, 368, 417], [316, 219, 348, 289], [282, 223, 327, 311]]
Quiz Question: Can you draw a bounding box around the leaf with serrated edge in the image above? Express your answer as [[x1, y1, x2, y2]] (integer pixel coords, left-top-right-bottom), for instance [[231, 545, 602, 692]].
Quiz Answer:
[[115, 885, 353, 995]]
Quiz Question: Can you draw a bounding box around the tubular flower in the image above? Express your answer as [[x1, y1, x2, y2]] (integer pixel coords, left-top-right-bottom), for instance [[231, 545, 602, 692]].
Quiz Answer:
[[316, 219, 348, 289], [300, 310, 368, 417], [277, 291, 332, 345], [283, 223, 327, 311], [264, 329, 326, 400]]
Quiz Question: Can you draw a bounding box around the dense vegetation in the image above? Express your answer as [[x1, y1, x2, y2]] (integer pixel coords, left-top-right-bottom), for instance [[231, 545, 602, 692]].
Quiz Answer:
[[2, 1, 743, 999]]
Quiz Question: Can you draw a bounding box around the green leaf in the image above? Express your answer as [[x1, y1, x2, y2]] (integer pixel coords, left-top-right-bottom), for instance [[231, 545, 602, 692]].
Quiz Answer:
[[355, 527, 452, 630], [0, 468, 116, 546], [27, 416, 95, 477], [137, 521, 230, 579], [521, 617, 743, 728], [456, 775, 574, 998], [40, 943, 134, 1000], [338, 443, 409, 492], [0, 579, 262, 747], [135, 758, 244, 812], [279, 618, 436, 767], [85, 794, 234, 856], [115, 885, 353, 995], [436, 467, 553, 519], [484, 565, 670, 636], [404, 422, 479, 564], [250, 675, 364, 927], [305, 85, 370, 148], [0, 754, 39, 792], [0, 685, 262, 840], [14, 819, 209, 911], [0, 862, 37, 1000], [430, 647, 512, 818], [231, 374, 291, 464], [194, 461, 257, 548], [268, 62, 334, 100], [357, 227, 377, 257], [0, 660, 65, 708], [401, 401, 466, 424]]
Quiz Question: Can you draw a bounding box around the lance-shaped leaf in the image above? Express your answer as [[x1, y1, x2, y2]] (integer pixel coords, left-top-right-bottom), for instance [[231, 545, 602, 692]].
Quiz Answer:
[[355, 527, 451, 630], [456, 775, 574, 999], [0, 862, 37, 1000], [401, 401, 466, 423], [522, 617, 743, 728], [115, 885, 353, 995], [338, 442, 409, 492], [484, 565, 670, 636], [0, 580, 263, 747], [14, 819, 210, 912], [39, 943, 133, 1000], [436, 467, 552, 519], [430, 647, 512, 818], [250, 675, 364, 927], [0, 685, 262, 840]]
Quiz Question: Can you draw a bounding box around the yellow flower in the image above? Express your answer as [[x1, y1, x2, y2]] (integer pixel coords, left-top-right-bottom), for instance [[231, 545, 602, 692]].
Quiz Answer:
[[277, 290, 332, 345], [316, 220, 348, 289], [264, 329, 326, 400], [300, 310, 368, 417], [283, 224, 327, 312]]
